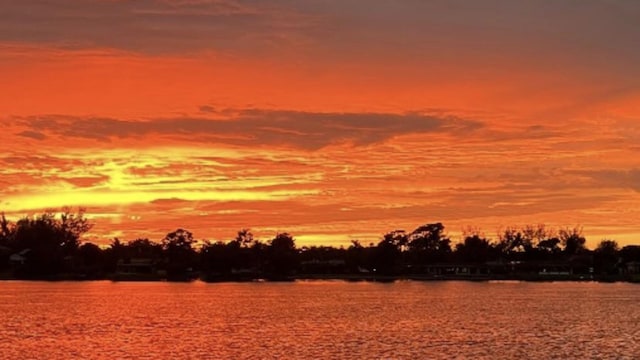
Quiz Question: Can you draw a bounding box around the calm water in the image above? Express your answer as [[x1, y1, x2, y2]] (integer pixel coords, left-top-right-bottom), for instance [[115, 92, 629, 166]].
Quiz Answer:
[[1, 281, 638, 359]]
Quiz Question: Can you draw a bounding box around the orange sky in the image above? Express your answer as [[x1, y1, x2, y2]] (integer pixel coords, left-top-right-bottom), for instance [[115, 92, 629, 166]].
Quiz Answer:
[[1, 0, 639, 247]]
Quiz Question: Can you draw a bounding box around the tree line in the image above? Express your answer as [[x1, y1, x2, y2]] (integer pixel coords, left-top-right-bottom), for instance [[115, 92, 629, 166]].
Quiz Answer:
[[1, 210, 639, 281]]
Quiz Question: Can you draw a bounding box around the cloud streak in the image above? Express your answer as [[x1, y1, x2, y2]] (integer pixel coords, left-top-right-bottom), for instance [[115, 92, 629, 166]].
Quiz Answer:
[[0, 0, 315, 54], [15, 110, 481, 149]]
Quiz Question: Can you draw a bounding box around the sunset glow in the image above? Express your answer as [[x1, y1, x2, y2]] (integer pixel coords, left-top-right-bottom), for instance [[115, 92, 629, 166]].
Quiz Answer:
[[1, 0, 639, 246]]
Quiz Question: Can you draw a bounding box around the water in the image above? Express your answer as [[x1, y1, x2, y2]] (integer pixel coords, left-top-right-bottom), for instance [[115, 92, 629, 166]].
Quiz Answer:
[[1, 281, 638, 359]]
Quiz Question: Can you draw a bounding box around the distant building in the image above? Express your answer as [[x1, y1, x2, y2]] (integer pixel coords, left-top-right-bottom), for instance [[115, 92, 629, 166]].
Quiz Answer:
[[116, 258, 156, 274], [299, 259, 347, 274], [9, 249, 31, 266], [623, 261, 640, 274]]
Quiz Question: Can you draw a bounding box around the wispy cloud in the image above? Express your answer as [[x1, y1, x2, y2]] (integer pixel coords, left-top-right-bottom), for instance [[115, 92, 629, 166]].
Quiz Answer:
[[15, 109, 482, 149], [570, 169, 640, 192], [16, 130, 47, 140], [0, 0, 316, 54]]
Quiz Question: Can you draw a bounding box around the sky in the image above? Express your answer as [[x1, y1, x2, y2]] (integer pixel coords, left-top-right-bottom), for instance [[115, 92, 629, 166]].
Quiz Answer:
[[1, 0, 639, 247]]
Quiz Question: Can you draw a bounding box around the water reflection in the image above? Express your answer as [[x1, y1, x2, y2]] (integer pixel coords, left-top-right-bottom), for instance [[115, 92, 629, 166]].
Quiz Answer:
[[1, 281, 638, 359]]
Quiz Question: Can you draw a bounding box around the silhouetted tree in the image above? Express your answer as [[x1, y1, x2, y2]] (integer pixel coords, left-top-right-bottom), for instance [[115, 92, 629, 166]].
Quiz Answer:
[[2, 212, 639, 282], [594, 239, 619, 275], [537, 237, 561, 254], [620, 245, 640, 263], [0, 213, 13, 270], [0, 212, 13, 247], [522, 224, 553, 248], [346, 240, 373, 273], [234, 229, 254, 248], [250, 239, 268, 273], [76, 242, 105, 278], [497, 227, 531, 256], [408, 223, 451, 264], [10, 210, 92, 278], [212, 229, 258, 276], [267, 233, 298, 279], [299, 246, 347, 274], [559, 227, 586, 255], [455, 234, 494, 263], [162, 229, 197, 280], [127, 238, 163, 260], [496, 225, 562, 262], [103, 238, 125, 273], [373, 231, 407, 275], [109, 238, 125, 254], [200, 241, 232, 279], [58, 208, 93, 254]]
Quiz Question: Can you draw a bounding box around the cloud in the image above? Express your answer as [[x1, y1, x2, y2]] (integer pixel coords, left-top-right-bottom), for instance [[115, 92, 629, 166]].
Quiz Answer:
[[16, 130, 47, 140], [1, 0, 638, 78], [0, 0, 315, 54], [573, 169, 640, 192], [199, 105, 216, 113], [62, 175, 110, 188], [16, 109, 482, 150]]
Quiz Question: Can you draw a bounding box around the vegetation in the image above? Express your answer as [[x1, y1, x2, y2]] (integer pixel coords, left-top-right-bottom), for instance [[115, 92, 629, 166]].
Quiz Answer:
[[1, 210, 639, 282]]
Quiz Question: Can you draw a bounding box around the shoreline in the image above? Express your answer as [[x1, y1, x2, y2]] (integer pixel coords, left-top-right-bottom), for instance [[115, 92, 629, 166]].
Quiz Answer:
[[1, 272, 639, 283]]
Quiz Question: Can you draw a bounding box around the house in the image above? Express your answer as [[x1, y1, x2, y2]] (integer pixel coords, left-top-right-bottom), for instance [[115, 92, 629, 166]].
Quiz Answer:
[[299, 259, 347, 274], [114, 258, 163, 280], [415, 263, 491, 278], [623, 261, 640, 274], [9, 249, 31, 266], [116, 258, 156, 274]]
